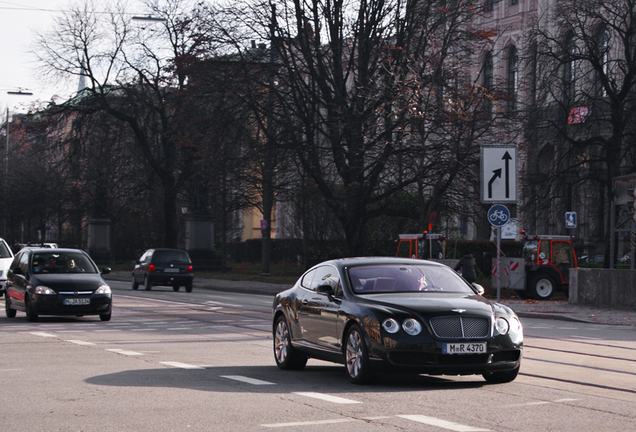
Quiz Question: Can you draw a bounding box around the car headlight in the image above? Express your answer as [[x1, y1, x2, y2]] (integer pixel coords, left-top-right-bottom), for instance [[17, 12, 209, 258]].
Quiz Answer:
[[509, 316, 522, 333], [95, 285, 111, 295], [382, 318, 400, 334], [402, 318, 422, 336], [35, 286, 56, 295], [495, 317, 510, 335]]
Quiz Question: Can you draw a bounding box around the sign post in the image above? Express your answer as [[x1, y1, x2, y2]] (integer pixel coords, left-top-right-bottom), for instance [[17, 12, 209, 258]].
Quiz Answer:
[[488, 205, 510, 302]]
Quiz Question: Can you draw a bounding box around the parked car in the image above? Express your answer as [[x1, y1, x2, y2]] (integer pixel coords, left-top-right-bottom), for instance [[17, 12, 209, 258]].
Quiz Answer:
[[4, 248, 112, 322], [132, 248, 194, 292], [0, 237, 14, 297], [272, 257, 523, 384]]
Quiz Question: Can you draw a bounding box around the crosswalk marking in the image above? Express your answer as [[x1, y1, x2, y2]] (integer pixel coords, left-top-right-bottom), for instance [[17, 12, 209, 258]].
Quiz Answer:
[[29, 332, 57, 338], [66, 340, 96, 346]]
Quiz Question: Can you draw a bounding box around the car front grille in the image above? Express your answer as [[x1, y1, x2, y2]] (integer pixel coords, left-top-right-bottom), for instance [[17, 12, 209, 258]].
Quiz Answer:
[[429, 316, 490, 339]]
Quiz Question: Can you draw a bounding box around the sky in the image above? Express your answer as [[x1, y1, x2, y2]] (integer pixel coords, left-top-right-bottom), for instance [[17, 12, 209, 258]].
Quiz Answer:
[[0, 0, 149, 115]]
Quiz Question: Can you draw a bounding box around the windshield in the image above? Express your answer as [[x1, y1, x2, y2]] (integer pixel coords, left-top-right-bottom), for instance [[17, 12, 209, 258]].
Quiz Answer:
[[0, 241, 12, 258], [31, 252, 98, 274], [348, 264, 475, 294]]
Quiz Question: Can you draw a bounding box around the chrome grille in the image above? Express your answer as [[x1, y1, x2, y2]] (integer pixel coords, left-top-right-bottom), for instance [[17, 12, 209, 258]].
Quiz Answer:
[[429, 316, 490, 339]]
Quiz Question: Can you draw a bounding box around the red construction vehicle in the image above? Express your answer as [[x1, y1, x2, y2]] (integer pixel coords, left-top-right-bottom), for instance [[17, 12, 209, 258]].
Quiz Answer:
[[495, 231, 578, 300]]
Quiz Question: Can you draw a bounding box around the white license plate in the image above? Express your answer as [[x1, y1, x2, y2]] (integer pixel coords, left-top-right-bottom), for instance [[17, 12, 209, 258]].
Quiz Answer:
[[442, 342, 487, 355], [64, 298, 90, 305], [163, 268, 180, 273]]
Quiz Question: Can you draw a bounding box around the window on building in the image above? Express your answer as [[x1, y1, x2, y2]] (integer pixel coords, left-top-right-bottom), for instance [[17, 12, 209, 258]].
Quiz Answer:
[[564, 33, 576, 103], [510, 0, 519, 5], [482, 52, 493, 119], [507, 46, 518, 112], [484, 0, 493, 12], [595, 28, 608, 97]]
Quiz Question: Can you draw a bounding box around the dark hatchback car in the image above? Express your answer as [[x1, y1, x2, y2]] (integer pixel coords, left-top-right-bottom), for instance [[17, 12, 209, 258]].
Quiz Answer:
[[132, 248, 193, 292], [272, 257, 523, 384], [4, 248, 112, 322]]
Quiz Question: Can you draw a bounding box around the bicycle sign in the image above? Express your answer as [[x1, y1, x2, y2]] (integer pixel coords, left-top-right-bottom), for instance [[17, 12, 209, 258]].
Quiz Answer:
[[488, 204, 510, 227]]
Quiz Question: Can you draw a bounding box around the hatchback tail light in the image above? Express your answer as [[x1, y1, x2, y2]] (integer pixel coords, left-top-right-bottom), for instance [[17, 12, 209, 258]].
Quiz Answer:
[[148, 264, 156, 272], [187, 265, 193, 273]]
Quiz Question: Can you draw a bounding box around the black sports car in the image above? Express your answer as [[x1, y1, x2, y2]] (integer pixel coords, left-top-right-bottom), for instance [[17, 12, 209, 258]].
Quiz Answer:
[[272, 257, 523, 384]]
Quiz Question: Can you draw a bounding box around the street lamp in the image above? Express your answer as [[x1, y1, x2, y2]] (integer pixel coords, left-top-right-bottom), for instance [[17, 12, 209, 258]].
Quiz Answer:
[[4, 90, 33, 238]]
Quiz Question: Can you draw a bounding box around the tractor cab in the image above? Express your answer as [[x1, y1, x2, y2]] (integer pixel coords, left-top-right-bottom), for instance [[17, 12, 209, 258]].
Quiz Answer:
[[519, 231, 578, 299], [396, 232, 446, 260]]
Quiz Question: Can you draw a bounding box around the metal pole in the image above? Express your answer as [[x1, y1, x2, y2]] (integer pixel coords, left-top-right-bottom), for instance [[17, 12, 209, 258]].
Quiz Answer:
[[496, 226, 501, 302], [4, 108, 8, 238]]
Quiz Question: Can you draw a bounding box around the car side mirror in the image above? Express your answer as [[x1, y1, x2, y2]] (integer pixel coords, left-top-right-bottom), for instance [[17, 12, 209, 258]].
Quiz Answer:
[[11, 267, 22, 276], [472, 283, 485, 296], [316, 284, 335, 295], [101, 267, 111, 275]]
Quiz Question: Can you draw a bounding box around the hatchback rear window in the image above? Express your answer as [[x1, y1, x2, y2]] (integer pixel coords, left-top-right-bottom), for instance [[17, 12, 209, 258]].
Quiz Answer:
[[153, 250, 190, 264]]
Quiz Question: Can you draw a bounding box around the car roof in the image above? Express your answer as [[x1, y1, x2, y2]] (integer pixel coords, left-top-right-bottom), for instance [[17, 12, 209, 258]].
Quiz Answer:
[[320, 256, 448, 270], [20, 248, 88, 254]]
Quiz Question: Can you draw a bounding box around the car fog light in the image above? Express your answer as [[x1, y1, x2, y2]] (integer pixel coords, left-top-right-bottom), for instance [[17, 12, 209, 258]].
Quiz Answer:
[[496, 317, 510, 335], [382, 318, 399, 334], [402, 318, 422, 335]]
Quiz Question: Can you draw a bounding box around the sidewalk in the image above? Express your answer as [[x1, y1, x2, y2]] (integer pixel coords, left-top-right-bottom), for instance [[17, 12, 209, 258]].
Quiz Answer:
[[105, 272, 636, 327]]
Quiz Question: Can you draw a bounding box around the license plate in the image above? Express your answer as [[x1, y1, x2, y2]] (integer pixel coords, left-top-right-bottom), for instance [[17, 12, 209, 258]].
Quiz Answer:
[[163, 268, 180, 273], [64, 298, 90, 305], [442, 342, 486, 354]]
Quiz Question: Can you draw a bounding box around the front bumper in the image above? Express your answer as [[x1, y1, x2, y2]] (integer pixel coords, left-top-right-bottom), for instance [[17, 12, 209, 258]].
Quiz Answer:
[[31, 294, 112, 316], [368, 333, 523, 376]]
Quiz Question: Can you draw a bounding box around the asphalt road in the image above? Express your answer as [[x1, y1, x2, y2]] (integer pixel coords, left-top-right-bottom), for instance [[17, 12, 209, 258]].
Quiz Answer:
[[0, 280, 634, 431]]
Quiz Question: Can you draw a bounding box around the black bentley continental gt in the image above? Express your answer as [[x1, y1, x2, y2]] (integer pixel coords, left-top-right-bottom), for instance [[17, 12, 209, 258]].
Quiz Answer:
[[272, 257, 523, 384]]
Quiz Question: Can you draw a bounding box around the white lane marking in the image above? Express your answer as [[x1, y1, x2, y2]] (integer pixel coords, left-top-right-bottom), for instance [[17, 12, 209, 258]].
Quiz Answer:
[[160, 361, 204, 370], [220, 375, 276, 386], [205, 300, 242, 308], [130, 328, 158, 331], [94, 330, 122, 332], [553, 398, 580, 403], [572, 335, 602, 340], [262, 419, 354, 428], [57, 331, 87, 333], [106, 348, 144, 356], [166, 328, 192, 331], [397, 415, 490, 431], [503, 401, 551, 408], [293, 392, 362, 404], [66, 340, 96, 346], [29, 332, 57, 338]]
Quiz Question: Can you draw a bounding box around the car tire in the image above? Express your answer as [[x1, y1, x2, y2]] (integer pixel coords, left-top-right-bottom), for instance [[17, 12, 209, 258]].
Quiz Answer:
[[173, 285, 180, 292], [530, 274, 555, 300], [273, 315, 307, 370], [185, 280, 193, 293], [344, 324, 376, 384], [100, 312, 112, 322], [132, 276, 139, 290], [5, 294, 16, 318], [26, 297, 38, 322], [483, 366, 520, 384], [144, 276, 152, 291]]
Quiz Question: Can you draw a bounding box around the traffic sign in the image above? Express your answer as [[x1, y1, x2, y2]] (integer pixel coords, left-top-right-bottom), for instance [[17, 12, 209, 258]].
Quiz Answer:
[[565, 212, 577, 229], [488, 204, 510, 227], [481, 146, 518, 203]]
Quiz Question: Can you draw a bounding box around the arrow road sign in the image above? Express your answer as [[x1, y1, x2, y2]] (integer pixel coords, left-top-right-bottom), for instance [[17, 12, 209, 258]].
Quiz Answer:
[[481, 146, 518, 203]]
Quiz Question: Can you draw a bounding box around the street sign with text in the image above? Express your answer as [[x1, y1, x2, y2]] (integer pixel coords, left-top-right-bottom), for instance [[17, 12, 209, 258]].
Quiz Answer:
[[481, 146, 518, 203]]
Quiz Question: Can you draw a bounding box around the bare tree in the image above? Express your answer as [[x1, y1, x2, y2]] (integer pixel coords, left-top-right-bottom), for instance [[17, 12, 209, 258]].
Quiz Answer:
[[529, 0, 636, 262], [224, 0, 500, 255], [34, 0, 223, 247]]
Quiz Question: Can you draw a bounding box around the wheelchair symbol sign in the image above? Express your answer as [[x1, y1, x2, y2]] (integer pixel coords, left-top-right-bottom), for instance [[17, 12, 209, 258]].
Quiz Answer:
[[565, 212, 577, 229]]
